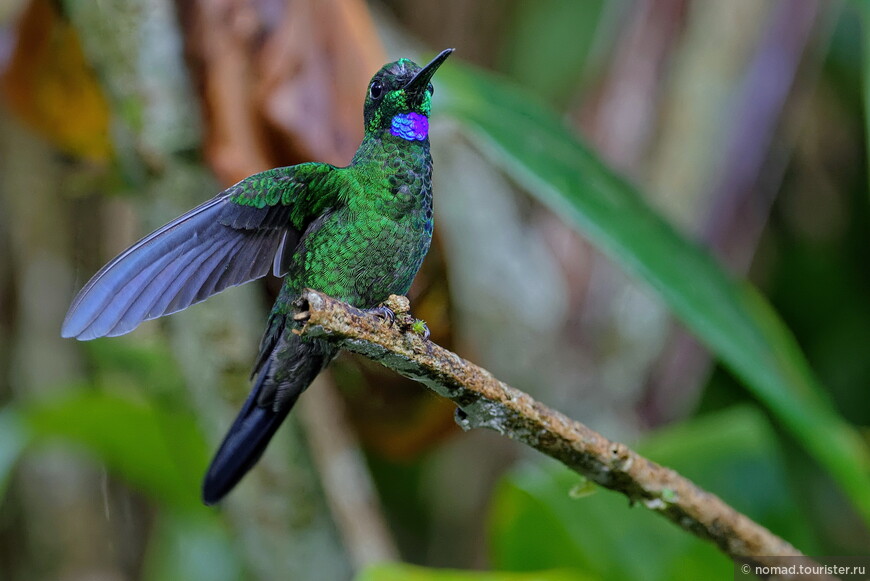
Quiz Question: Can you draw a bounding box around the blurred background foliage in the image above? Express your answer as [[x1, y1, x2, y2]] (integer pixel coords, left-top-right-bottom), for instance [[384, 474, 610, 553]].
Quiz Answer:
[[0, 0, 868, 579]]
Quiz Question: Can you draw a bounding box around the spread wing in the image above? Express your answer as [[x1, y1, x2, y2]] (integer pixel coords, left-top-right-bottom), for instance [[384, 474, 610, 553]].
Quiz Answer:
[[62, 163, 337, 340]]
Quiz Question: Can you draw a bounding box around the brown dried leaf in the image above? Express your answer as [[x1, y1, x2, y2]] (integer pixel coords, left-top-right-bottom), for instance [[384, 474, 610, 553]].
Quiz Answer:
[[1, 0, 112, 162], [257, 0, 385, 166], [178, 0, 385, 184]]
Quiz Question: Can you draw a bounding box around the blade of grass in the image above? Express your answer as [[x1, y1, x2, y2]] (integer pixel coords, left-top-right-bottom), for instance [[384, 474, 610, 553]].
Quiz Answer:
[[437, 63, 870, 525]]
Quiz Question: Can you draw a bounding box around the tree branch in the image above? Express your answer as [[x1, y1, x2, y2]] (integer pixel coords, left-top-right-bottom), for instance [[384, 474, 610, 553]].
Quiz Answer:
[[292, 289, 827, 577]]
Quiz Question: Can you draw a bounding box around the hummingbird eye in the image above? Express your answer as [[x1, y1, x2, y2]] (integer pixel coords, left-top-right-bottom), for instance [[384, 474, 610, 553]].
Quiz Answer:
[[369, 80, 384, 100]]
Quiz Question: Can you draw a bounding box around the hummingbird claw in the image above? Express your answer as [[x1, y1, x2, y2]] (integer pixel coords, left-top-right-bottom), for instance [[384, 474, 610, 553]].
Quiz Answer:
[[366, 298, 431, 340], [367, 305, 397, 327]]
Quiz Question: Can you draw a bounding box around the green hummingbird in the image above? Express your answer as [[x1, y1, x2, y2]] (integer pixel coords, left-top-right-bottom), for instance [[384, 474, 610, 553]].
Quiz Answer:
[[62, 48, 454, 504]]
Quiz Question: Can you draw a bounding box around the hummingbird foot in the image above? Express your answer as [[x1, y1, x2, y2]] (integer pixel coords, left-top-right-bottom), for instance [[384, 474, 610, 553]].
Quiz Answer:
[[367, 305, 397, 329], [380, 295, 429, 339]]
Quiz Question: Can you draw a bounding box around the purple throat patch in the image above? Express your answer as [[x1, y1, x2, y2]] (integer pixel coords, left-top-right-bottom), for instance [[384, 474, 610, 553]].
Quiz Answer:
[[390, 112, 429, 141]]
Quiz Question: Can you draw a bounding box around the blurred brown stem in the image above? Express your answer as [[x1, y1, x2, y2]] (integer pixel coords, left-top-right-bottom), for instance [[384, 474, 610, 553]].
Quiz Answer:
[[293, 289, 830, 579], [298, 374, 400, 569]]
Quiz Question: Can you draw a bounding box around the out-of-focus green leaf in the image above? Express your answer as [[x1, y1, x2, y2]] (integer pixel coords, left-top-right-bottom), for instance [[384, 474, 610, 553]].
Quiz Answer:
[[24, 389, 209, 510], [356, 563, 595, 581], [490, 468, 727, 581], [488, 407, 813, 581], [143, 512, 242, 581], [500, 0, 607, 106], [0, 407, 30, 501], [437, 62, 870, 524], [639, 407, 817, 551], [490, 481, 593, 574]]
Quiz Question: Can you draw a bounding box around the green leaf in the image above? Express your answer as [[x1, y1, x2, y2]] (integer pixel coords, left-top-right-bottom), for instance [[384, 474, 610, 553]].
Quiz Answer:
[[356, 563, 595, 581], [491, 470, 729, 581], [437, 62, 870, 524], [488, 407, 814, 581], [500, 0, 606, 106], [639, 406, 817, 550], [24, 389, 209, 510]]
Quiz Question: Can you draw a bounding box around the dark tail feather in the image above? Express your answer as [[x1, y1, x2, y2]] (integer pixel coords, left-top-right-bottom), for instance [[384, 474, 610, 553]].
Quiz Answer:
[[202, 361, 297, 505]]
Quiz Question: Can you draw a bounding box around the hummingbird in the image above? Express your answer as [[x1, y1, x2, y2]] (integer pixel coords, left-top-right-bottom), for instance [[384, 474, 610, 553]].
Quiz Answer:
[[62, 48, 454, 504]]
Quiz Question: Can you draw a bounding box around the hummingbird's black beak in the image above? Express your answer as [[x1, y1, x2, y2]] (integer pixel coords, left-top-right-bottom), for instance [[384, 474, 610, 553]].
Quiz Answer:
[[404, 48, 454, 98]]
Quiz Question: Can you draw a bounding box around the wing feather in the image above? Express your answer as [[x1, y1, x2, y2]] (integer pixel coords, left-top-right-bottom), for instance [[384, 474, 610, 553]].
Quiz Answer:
[[63, 195, 284, 340], [62, 163, 338, 340]]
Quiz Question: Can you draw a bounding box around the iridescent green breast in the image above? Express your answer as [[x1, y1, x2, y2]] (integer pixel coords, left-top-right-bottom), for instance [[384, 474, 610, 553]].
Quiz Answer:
[[281, 134, 433, 309]]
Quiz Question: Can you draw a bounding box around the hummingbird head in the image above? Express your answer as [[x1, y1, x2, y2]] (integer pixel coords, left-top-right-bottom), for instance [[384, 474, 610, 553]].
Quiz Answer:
[[363, 48, 454, 141]]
